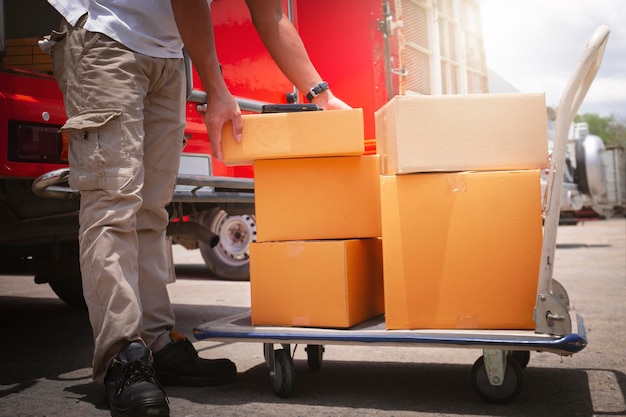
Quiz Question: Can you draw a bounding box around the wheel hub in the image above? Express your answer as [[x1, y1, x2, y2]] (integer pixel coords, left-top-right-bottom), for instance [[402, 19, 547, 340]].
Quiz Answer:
[[212, 212, 257, 262], [220, 216, 253, 255]]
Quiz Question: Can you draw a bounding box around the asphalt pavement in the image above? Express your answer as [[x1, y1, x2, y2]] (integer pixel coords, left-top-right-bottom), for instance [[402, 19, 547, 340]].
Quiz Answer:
[[1, 218, 624, 417]]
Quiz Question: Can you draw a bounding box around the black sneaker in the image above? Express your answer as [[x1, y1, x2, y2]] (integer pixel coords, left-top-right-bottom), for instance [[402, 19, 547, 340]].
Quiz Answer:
[[152, 330, 237, 386], [104, 341, 170, 417]]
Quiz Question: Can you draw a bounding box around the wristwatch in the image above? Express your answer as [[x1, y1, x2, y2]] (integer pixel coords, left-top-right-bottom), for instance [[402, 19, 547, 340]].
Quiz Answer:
[[306, 81, 329, 102]]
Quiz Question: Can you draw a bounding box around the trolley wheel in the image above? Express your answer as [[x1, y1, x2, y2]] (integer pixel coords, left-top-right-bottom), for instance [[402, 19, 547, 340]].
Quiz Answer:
[[471, 356, 524, 404], [509, 350, 531, 369], [305, 345, 324, 371], [270, 349, 296, 398]]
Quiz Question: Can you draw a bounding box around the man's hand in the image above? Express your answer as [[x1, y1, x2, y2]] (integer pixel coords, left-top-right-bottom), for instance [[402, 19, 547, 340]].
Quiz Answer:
[[311, 91, 352, 110], [198, 92, 243, 162], [171, 0, 242, 161]]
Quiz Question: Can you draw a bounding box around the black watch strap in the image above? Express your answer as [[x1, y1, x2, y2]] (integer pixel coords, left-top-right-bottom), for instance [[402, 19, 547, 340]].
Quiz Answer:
[[306, 81, 329, 102]]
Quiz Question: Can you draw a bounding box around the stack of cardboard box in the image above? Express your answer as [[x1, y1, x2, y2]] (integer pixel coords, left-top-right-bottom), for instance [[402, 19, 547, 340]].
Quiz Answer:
[[375, 94, 549, 330], [223, 109, 385, 328], [223, 93, 549, 331]]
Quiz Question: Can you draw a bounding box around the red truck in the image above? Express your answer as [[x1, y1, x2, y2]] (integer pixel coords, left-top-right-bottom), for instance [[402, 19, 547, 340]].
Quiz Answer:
[[0, 1, 259, 306], [1, 0, 487, 306]]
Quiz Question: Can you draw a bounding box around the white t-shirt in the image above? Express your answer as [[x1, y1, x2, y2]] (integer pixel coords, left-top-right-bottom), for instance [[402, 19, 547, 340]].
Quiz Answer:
[[48, 0, 201, 59]]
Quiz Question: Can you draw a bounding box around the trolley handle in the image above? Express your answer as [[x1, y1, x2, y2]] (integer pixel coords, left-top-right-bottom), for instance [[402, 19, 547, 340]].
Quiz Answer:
[[535, 25, 610, 336]]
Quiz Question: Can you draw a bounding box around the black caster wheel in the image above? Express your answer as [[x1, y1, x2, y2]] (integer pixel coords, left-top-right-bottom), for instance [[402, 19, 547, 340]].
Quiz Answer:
[[270, 348, 296, 398], [305, 344, 324, 371], [471, 355, 523, 404]]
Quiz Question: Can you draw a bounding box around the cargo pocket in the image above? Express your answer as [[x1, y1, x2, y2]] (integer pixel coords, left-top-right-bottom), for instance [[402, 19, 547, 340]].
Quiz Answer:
[[63, 110, 135, 191]]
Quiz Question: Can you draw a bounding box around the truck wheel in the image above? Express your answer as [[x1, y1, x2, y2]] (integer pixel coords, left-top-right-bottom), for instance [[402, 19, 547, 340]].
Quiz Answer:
[[198, 208, 256, 281], [34, 242, 85, 309], [48, 277, 86, 310]]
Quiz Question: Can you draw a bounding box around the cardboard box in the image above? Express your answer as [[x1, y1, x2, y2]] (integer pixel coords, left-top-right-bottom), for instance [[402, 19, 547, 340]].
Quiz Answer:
[[380, 170, 543, 330], [222, 109, 365, 165], [250, 239, 385, 328], [375, 94, 549, 174], [254, 155, 382, 242]]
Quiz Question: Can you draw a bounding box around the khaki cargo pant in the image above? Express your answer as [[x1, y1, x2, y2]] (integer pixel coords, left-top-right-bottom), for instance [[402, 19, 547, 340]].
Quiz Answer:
[[51, 16, 185, 383]]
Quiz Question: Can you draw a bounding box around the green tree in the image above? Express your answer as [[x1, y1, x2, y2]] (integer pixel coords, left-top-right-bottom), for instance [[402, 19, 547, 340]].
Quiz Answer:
[[574, 113, 626, 147]]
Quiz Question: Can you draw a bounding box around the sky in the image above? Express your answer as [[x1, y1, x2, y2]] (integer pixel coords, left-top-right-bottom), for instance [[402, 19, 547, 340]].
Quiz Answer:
[[479, 0, 626, 119]]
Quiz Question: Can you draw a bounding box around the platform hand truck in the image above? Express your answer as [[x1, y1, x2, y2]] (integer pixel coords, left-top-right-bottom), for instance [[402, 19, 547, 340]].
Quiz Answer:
[[193, 25, 611, 403]]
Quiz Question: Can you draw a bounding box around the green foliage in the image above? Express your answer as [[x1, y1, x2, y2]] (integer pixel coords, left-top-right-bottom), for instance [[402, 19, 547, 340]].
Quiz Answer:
[[574, 113, 626, 148]]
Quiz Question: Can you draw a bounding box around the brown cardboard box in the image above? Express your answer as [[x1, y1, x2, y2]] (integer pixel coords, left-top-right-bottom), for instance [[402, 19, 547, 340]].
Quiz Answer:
[[374, 94, 549, 174], [222, 109, 365, 165], [250, 239, 385, 328], [254, 155, 382, 242], [379, 170, 543, 330]]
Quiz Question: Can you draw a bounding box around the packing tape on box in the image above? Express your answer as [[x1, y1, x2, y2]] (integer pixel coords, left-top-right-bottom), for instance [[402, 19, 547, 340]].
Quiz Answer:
[[446, 173, 468, 193], [286, 243, 306, 257]]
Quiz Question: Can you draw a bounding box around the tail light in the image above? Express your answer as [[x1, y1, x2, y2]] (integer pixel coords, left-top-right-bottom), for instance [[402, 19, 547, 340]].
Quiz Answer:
[[8, 120, 66, 163]]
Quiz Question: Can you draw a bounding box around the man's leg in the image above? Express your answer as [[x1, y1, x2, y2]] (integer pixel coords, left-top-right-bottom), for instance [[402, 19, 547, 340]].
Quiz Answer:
[[134, 57, 184, 352], [55, 20, 169, 417], [139, 58, 236, 387], [60, 25, 149, 384]]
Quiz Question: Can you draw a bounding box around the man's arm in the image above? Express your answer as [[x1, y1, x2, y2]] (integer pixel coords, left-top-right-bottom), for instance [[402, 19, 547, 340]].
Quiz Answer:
[[245, 0, 349, 110], [171, 0, 242, 161]]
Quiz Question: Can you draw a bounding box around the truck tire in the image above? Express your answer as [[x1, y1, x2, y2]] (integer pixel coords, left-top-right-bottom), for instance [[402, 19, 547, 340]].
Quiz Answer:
[[48, 276, 86, 310], [575, 134, 608, 202], [34, 242, 86, 309], [198, 208, 256, 281]]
